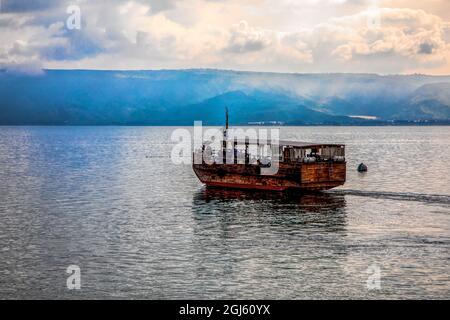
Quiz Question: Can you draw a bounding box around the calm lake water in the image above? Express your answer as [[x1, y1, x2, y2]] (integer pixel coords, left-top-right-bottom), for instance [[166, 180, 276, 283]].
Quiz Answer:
[[0, 126, 449, 299]]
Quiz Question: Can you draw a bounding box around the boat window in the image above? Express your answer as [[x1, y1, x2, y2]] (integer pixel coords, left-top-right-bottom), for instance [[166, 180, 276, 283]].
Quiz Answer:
[[258, 144, 272, 165]]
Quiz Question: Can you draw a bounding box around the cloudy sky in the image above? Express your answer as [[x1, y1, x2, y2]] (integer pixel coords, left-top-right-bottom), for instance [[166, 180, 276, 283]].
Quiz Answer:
[[1, 0, 449, 74]]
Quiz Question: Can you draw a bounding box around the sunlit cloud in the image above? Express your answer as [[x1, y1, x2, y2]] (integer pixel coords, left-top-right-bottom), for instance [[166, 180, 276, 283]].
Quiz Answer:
[[0, 0, 449, 74]]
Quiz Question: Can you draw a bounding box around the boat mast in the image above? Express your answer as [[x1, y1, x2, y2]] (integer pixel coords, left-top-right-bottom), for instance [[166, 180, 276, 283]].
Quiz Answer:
[[223, 107, 228, 164], [225, 107, 229, 133]]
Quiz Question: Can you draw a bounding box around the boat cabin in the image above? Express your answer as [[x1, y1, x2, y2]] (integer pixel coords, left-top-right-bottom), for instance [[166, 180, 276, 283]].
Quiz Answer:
[[196, 139, 345, 166], [279, 141, 345, 163]]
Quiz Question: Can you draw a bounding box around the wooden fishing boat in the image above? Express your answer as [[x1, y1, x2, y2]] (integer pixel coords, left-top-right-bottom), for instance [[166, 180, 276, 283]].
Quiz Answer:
[[192, 111, 346, 192], [193, 139, 346, 191]]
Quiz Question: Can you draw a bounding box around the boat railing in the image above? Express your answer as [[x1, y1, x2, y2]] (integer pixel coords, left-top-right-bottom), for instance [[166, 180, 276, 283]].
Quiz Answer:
[[194, 142, 345, 165]]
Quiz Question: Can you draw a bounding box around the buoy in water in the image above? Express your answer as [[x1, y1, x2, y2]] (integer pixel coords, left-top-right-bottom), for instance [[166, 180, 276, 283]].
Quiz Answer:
[[357, 163, 368, 172]]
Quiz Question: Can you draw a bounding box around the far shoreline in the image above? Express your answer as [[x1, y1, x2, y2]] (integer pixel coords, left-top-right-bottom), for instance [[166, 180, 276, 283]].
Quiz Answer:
[[1, 123, 450, 127]]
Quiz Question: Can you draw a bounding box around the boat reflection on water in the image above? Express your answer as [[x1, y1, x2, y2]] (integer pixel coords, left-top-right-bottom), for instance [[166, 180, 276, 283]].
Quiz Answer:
[[188, 187, 349, 299], [192, 186, 348, 234]]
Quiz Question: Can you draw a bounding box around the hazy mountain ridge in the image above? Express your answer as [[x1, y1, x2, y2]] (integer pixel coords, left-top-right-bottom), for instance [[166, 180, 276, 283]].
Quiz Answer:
[[1, 69, 450, 125], [395, 83, 450, 120]]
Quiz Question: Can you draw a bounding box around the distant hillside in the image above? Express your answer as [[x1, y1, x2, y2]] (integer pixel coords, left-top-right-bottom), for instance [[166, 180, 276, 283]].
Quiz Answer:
[[1, 69, 450, 125], [395, 83, 450, 120], [171, 91, 370, 125]]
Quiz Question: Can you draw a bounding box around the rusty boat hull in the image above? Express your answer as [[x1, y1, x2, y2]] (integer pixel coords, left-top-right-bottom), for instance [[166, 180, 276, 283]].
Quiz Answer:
[[193, 162, 346, 192]]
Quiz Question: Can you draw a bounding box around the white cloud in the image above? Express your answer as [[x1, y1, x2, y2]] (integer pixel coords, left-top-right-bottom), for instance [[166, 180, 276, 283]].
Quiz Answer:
[[225, 20, 273, 53], [327, 8, 450, 69], [0, 0, 449, 74]]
